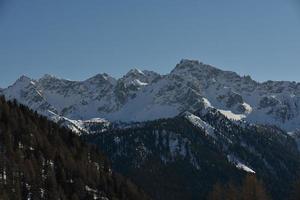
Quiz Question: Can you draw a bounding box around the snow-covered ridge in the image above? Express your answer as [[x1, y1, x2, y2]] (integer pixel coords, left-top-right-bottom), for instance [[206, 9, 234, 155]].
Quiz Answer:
[[2, 59, 300, 132], [184, 112, 216, 138], [227, 155, 255, 174]]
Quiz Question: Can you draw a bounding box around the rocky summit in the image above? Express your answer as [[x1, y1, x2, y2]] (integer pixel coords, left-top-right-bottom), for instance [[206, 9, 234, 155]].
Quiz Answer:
[[2, 59, 300, 132]]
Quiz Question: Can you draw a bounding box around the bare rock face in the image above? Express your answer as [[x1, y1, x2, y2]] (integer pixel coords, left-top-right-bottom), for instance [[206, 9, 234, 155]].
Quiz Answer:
[[259, 96, 280, 108]]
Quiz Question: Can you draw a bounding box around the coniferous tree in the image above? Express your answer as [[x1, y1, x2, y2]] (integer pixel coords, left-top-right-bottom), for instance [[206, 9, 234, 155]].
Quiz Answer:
[[207, 182, 224, 200], [207, 175, 271, 200], [290, 180, 300, 200], [241, 175, 270, 200], [0, 96, 150, 200], [224, 182, 239, 200]]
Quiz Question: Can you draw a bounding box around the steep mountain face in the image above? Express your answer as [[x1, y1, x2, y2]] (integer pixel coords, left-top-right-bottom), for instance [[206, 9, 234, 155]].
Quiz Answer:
[[0, 96, 150, 200], [85, 109, 300, 200], [1, 59, 300, 132]]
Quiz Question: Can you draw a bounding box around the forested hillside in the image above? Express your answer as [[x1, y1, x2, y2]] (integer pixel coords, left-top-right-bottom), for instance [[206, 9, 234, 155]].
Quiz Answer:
[[85, 110, 300, 200], [0, 96, 150, 200]]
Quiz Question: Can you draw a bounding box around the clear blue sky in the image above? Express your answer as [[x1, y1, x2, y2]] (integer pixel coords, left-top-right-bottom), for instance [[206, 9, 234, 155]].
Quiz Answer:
[[0, 0, 300, 87]]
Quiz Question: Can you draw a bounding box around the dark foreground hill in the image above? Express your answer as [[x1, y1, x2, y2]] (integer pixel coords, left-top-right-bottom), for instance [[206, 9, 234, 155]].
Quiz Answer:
[[0, 96, 150, 200], [85, 109, 300, 200]]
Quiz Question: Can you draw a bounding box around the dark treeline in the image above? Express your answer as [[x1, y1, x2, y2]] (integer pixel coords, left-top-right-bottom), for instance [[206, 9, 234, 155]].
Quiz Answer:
[[86, 110, 300, 200], [2, 94, 300, 200], [207, 174, 300, 200], [0, 96, 150, 200], [207, 174, 270, 200]]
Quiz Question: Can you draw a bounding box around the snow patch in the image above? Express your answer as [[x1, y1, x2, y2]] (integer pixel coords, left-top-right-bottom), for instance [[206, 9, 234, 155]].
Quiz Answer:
[[236, 163, 256, 174], [202, 97, 213, 108], [218, 109, 246, 121], [242, 102, 253, 114], [227, 155, 255, 174], [132, 79, 148, 86], [184, 112, 216, 138]]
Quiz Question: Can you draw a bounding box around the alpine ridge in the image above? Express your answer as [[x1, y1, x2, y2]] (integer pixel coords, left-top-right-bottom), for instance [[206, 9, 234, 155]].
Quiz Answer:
[[2, 59, 300, 133], [2, 60, 300, 200]]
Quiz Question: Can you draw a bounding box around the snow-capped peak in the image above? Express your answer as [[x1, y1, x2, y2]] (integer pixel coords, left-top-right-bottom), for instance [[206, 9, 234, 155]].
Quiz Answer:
[[40, 74, 59, 80], [171, 59, 218, 75], [120, 68, 160, 88], [85, 73, 117, 85], [14, 75, 33, 86], [126, 68, 145, 76], [3, 59, 300, 132]]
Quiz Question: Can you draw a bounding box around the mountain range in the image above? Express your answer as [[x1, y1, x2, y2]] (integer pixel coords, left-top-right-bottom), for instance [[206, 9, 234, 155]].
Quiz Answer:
[[2, 59, 300, 134], [2, 59, 300, 199]]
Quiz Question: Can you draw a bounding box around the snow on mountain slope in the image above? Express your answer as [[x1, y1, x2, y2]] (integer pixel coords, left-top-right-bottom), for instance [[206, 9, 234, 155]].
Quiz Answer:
[[2, 75, 58, 117], [218, 110, 246, 121], [184, 112, 216, 138], [2, 59, 300, 132], [227, 155, 255, 174]]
